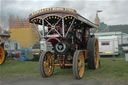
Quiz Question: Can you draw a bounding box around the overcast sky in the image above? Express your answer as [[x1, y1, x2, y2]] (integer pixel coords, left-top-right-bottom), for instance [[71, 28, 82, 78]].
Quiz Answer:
[[0, 0, 128, 29]]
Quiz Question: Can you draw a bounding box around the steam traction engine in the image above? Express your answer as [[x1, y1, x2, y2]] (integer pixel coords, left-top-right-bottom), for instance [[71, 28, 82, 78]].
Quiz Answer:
[[29, 7, 100, 79], [0, 32, 20, 65]]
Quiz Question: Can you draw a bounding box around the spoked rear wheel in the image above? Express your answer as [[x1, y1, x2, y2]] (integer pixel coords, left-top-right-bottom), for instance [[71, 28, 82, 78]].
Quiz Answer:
[[73, 50, 85, 79], [0, 46, 6, 65], [39, 51, 54, 77], [87, 38, 100, 69]]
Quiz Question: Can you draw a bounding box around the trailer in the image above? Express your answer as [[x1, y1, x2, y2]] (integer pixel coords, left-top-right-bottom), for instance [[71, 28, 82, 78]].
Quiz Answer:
[[28, 7, 100, 79], [98, 36, 119, 56]]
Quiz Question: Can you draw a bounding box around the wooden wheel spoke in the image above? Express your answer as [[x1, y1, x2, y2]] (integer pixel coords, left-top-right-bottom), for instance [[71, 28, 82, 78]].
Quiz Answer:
[[78, 62, 81, 71]]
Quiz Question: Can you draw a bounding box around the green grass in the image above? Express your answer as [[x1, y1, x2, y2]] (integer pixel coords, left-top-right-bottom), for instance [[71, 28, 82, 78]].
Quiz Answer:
[[0, 60, 40, 78], [0, 57, 128, 81], [85, 58, 128, 81]]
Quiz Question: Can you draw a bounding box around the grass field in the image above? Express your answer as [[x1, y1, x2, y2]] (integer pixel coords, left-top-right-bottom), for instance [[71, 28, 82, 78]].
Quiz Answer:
[[0, 57, 128, 81]]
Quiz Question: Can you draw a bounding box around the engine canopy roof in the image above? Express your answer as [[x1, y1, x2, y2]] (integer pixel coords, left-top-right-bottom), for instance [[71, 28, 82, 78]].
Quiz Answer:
[[29, 7, 98, 29]]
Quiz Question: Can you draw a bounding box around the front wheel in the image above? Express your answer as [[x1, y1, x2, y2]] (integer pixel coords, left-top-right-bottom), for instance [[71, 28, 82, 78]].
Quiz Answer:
[[39, 51, 54, 77], [0, 46, 6, 65], [73, 50, 85, 79]]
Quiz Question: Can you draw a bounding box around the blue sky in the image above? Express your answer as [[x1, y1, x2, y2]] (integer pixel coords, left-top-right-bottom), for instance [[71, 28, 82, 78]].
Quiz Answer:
[[0, 0, 128, 29]]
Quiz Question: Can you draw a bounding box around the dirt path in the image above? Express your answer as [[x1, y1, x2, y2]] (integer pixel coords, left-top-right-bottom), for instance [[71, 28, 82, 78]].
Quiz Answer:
[[1, 77, 128, 85]]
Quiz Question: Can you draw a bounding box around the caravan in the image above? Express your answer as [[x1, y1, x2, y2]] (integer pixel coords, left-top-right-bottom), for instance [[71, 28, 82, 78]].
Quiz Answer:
[[98, 36, 119, 55]]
